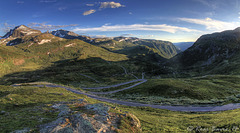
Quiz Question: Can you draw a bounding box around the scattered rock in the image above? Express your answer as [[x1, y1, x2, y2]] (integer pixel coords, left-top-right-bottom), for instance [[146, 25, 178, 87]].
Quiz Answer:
[[39, 101, 141, 133]]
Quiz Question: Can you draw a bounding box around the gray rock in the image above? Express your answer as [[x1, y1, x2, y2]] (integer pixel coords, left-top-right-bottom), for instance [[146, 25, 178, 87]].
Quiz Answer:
[[85, 103, 110, 116], [71, 113, 97, 133], [51, 104, 70, 117], [94, 115, 108, 123], [39, 117, 67, 133]]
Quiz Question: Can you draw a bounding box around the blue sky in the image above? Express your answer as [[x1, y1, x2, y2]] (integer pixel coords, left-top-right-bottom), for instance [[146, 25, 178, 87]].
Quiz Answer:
[[0, 0, 240, 42]]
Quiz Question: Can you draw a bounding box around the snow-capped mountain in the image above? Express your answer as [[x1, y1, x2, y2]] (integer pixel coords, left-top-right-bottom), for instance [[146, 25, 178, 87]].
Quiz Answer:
[[2, 25, 41, 39], [51, 29, 80, 38]]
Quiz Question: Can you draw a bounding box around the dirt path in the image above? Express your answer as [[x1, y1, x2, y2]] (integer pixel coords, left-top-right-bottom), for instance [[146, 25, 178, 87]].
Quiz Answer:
[[12, 83, 240, 112]]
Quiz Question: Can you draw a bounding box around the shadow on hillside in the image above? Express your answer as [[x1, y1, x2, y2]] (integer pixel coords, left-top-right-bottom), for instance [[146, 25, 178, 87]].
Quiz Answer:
[[0, 57, 170, 86]]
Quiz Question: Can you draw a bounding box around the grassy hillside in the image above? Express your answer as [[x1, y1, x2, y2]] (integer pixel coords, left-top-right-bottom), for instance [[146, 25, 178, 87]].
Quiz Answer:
[[0, 33, 173, 87], [13, 35, 128, 62], [0, 34, 134, 86], [106, 75, 240, 105], [0, 45, 40, 76]]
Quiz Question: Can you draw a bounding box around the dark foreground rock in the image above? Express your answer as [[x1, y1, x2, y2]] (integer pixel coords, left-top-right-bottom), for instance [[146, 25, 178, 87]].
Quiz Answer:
[[38, 99, 142, 133]]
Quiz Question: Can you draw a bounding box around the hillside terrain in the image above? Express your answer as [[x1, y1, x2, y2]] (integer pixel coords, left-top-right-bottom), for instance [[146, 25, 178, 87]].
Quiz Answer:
[[0, 25, 180, 86], [51, 29, 180, 59], [168, 27, 240, 77], [2, 25, 240, 132]]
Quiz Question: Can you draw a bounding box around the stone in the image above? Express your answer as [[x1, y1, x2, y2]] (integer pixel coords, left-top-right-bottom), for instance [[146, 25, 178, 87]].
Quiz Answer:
[[0, 111, 6, 115], [94, 115, 108, 123], [39, 117, 67, 133], [51, 104, 70, 117], [85, 103, 110, 116]]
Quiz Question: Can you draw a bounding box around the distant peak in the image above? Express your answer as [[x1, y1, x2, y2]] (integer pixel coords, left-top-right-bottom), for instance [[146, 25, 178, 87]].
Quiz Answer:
[[2, 25, 41, 39], [14, 25, 29, 30], [18, 25, 27, 28]]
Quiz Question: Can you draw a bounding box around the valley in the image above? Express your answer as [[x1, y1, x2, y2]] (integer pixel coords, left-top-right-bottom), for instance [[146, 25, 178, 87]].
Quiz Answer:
[[1, 25, 240, 132]]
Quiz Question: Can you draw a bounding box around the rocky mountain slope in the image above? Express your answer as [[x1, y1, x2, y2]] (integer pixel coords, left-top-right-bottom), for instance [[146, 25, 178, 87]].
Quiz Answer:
[[170, 27, 240, 75]]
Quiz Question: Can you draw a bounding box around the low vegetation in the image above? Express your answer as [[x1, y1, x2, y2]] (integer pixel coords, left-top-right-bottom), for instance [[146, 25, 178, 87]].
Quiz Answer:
[[107, 75, 240, 105], [1, 84, 240, 132]]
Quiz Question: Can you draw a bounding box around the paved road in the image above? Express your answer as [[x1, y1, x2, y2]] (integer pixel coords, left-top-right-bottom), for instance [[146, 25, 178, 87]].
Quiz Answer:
[[90, 80, 147, 95], [12, 83, 240, 112], [82, 79, 144, 90]]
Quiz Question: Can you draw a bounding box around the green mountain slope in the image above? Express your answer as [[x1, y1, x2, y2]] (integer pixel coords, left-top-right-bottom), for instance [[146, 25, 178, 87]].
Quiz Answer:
[[169, 27, 240, 76], [51, 30, 180, 59]]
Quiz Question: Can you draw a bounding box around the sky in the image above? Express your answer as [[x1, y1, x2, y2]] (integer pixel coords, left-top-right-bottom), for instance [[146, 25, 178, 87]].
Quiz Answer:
[[0, 0, 240, 42]]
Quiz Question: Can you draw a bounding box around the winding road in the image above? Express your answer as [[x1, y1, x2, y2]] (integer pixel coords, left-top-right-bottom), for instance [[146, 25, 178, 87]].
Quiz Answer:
[[12, 82, 240, 112], [90, 80, 147, 95], [82, 79, 144, 90]]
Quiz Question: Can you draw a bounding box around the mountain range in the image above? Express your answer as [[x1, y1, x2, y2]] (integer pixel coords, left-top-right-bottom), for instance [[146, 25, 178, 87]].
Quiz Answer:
[[1, 25, 240, 83], [0, 25, 181, 85]]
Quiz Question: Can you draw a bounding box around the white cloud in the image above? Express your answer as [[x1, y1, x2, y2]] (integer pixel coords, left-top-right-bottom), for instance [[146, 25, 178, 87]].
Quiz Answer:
[[179, 17, 239, 31], [100, 2, 125, 9], [86, 4, 94, 6], [28, 22, 78, 31], [121, 34, 135, 36], [83, 9, 96, 16], [138, 35, 155, 38], [90, 35, 107, 38], [72, 24, 199, 33], [58, 7, 66, 11]]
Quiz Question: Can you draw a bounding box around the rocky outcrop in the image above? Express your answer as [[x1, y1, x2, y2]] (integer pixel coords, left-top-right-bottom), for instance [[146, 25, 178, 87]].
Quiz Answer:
[[38, 99, 142, 133]]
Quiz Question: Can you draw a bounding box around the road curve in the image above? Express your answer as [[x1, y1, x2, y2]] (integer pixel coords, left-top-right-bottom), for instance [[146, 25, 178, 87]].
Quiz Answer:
[[12, 83, 240, 112], [82, 79, 144, 90], [90, 80, 147, 95]]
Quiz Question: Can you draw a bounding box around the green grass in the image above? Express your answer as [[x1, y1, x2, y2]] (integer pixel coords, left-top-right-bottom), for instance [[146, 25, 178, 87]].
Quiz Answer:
[[0, 85, 98, 132], [107, 75, 240, 105], [2, 84, 240, 132], [117, 105, 240, 132]]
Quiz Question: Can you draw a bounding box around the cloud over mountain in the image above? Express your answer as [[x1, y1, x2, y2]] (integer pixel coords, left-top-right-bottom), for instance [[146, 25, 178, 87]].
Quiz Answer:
[[179, 17, 239, 31], [83, 9, 96, 16], [73, 24, 199, 33], [28, 23, 77, 31]]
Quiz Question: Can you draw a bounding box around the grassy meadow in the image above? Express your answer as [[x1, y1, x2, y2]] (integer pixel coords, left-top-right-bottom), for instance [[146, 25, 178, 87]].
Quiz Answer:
[[1, 85, 240, 132]]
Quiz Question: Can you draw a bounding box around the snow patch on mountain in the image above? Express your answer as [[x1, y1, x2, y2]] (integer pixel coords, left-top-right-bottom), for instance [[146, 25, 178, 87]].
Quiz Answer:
[[65, 43, 76, 47], [38, 39, 51, 44]]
